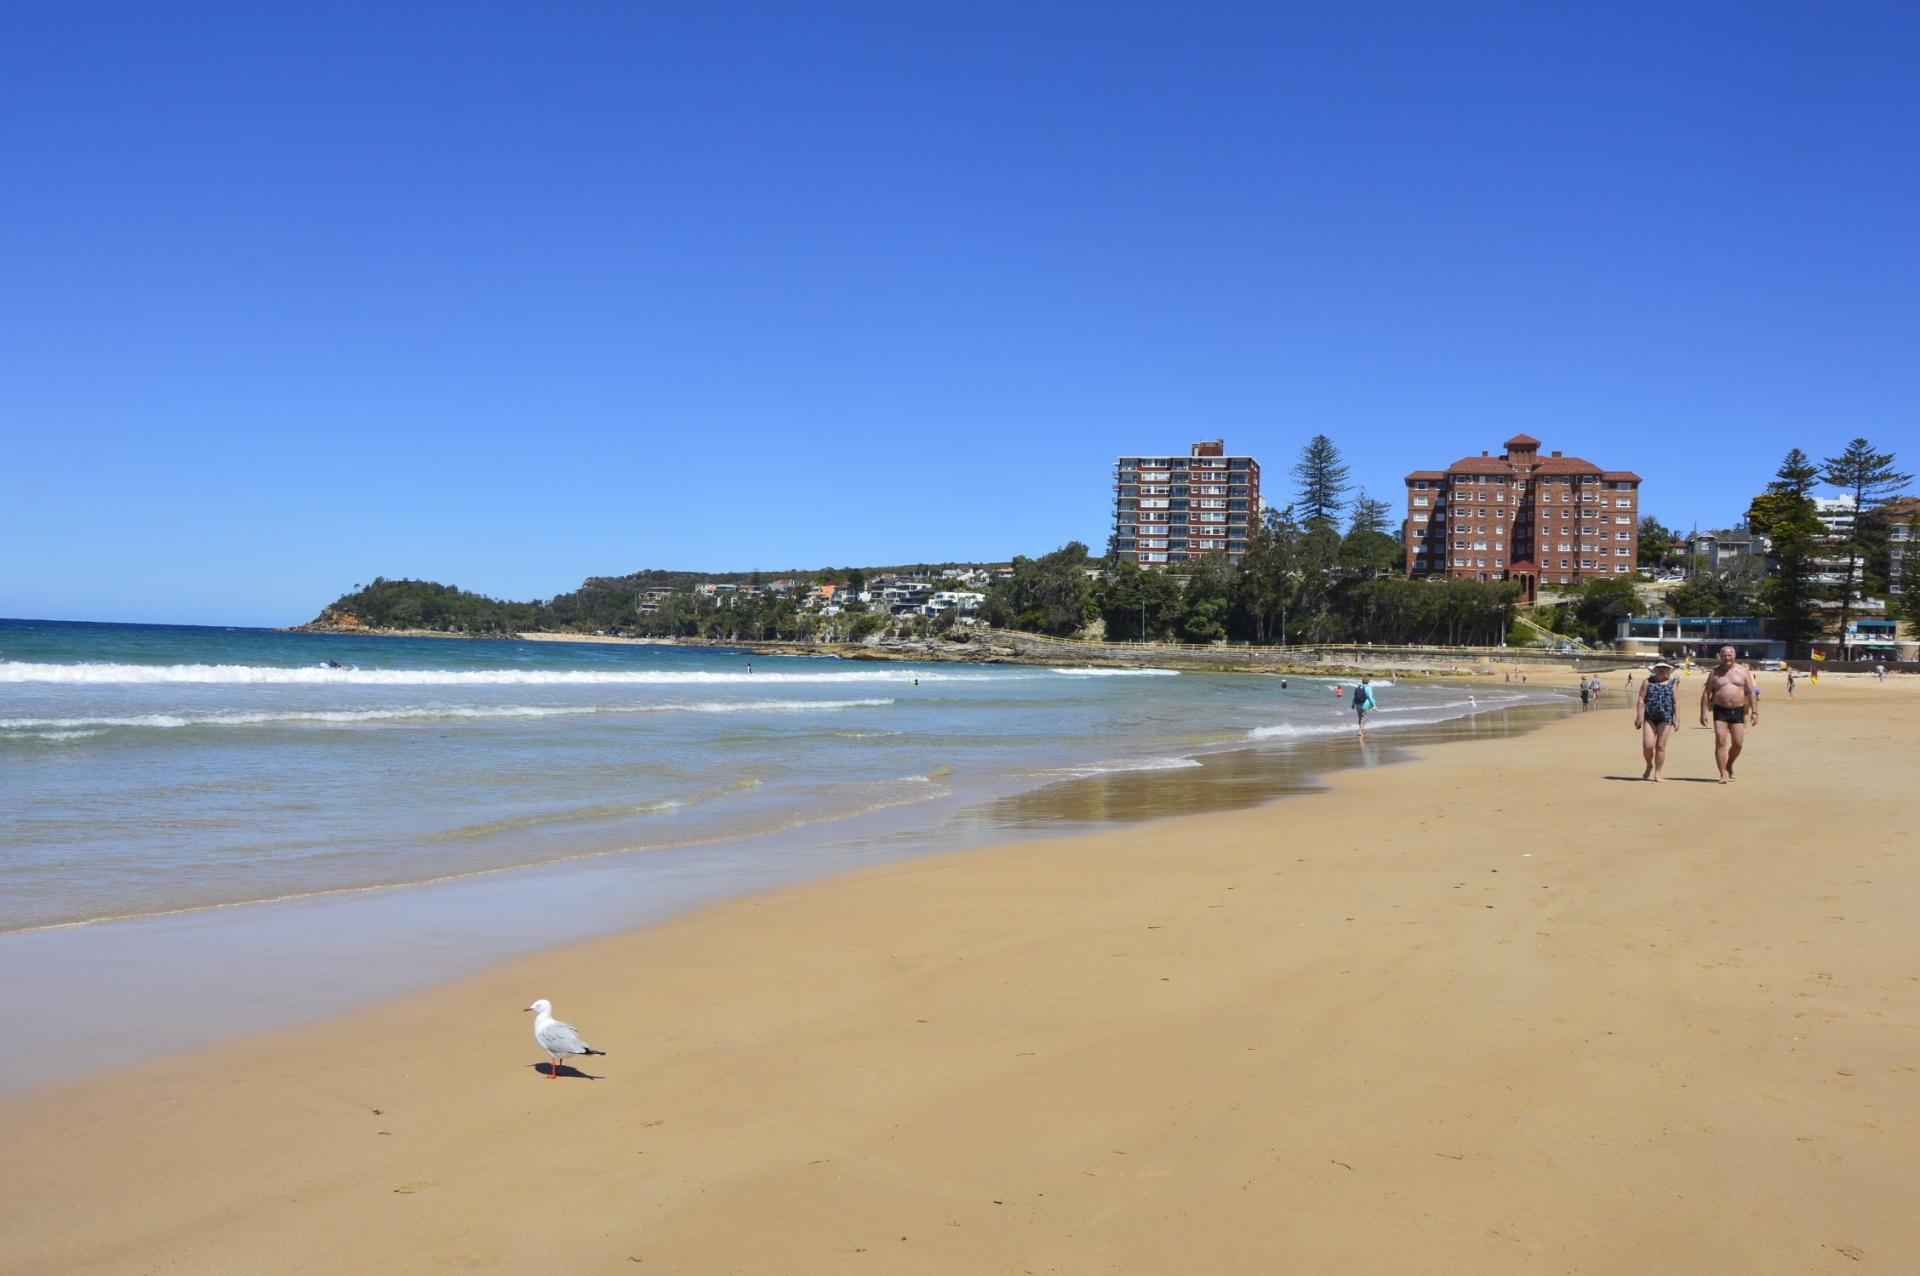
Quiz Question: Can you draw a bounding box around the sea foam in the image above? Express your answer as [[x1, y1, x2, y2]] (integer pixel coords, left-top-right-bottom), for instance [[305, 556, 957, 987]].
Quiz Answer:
[[0, 699, 898, 733], [0, 661, 999, 687]]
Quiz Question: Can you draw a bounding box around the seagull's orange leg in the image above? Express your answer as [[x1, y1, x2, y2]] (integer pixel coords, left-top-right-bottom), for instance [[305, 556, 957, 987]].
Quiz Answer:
[[550, 1056, 560, 1078]]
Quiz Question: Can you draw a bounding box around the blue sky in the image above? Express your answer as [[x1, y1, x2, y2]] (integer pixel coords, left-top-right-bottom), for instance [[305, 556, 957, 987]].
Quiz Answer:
[[5, 2, 1917, 625]]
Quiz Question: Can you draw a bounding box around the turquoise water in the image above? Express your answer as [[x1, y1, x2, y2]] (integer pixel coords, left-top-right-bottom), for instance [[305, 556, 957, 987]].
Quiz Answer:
[[1, 619, 1545, 934]]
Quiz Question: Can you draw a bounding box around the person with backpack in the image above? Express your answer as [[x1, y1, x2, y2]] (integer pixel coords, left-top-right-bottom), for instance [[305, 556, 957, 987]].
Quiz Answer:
[[1353, 676, 1378, 737]]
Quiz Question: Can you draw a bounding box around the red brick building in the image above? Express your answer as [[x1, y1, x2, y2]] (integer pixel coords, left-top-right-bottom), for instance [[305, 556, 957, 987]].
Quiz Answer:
[[1112, 440, 1262, 568], [1404, 435, 1641, 601]]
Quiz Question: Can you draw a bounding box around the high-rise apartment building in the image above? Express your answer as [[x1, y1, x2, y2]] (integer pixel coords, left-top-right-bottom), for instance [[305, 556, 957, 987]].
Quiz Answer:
[[1403, 434, 1640, 600], [1112, 440, 1261, 568]]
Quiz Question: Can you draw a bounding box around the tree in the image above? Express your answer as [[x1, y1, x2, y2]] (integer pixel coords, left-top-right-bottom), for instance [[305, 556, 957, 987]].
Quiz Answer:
[[1348, 489, 1393, 536], [1292, 435, 1351, 532], [1179, 556, 1235, 643], [1236, 508, 1303, 643], [1638, 516, 1675, 570], [1901, 512, 1920, 638], [1567, 576, 1641, 645], [1666, 568, 1758, 618], [1821, 438, 1911, 637], [1338, 527, 1401, 578], [1747, 449, 1825, 657], [983, 542, 1097, 636], [1097, 558, 1186, 642]]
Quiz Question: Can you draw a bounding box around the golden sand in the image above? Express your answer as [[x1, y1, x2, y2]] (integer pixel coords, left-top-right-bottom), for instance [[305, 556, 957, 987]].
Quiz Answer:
[[3, 674, 1915, 1274]]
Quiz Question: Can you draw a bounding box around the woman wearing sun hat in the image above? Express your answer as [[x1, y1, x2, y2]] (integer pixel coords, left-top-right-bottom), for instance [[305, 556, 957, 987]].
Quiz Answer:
[[1634, 660, 1679, 782]]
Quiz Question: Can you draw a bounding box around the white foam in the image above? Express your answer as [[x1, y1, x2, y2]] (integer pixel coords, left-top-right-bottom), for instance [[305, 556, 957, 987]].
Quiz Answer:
[[1046, 667, 1180, 677], [1055, 755, 1204, 778], [0, 660, 1000, 687], [0, 699, 897, 732], [1246, 722, 1349, 741]]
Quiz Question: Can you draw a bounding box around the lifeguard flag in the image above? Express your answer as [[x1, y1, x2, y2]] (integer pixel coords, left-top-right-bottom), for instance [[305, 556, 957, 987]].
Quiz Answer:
[[1812, 651, 1827, 661]]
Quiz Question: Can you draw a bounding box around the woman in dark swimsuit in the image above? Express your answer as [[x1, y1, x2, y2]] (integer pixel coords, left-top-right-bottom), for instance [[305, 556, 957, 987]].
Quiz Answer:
[[1635, 661, 1678, 782]]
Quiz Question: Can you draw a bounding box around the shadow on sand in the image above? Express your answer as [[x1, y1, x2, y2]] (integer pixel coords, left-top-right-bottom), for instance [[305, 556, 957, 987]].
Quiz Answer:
[[529, 1061, 603, 1081], [1602, 775, 1721, 784]]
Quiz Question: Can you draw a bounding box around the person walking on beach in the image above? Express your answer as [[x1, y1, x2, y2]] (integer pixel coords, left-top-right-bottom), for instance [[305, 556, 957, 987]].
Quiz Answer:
[[1787, 668, 1797, 697], [1635, 661, 1679, 782], [1580, 680, 1592, 709], [1701, 646, 1758, 783], [1353, 677, 1377, 737]]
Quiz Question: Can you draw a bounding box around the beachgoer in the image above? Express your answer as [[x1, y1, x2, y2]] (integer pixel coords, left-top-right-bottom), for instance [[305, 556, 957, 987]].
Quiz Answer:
[[1700, 645, 1758, 784], [1635, 661, 1679, 782], [1589, 675, 1602, 701], [1877, 663, 1888, 682], [1353, 677, 1377, 736], [1580, 682, 1592, 708], [1787, 668, 1797, 697], [1280, 678, 1289, 690]]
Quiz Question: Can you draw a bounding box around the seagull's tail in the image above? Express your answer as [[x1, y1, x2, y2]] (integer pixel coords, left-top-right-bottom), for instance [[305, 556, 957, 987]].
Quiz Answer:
[[583, 1048, 607, 1056]]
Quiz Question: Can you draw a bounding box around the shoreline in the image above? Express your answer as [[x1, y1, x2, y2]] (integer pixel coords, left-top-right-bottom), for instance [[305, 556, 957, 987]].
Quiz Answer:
[[285, 622, 1608, 678], [0, 692, 1571, 1105], [8, 679, 1913, 1270]]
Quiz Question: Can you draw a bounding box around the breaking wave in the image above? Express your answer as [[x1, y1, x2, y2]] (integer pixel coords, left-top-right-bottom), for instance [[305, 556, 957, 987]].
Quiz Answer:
[[0, 660, 999, 687], [0, 699, 897, 733]]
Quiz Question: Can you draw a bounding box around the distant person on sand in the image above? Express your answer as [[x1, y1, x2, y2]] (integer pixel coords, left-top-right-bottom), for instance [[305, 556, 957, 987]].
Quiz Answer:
[[1635, 661, 1678, 782], [1352, 677, 1376, 736], [1580, 680, 1592, 708], [1701, 646, 1758, 783], [1877, 662, 1888, 682], [1787, 668, 1797, 697]]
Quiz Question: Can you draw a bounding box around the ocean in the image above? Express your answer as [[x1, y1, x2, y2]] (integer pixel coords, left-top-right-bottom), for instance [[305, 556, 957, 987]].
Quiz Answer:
[[0, 618, 1565, 1096], [1, 618, 1551, 935]]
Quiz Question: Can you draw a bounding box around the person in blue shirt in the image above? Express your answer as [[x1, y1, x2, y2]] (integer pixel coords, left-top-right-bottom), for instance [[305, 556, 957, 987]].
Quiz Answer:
[[1353, 676, 1377, 736]]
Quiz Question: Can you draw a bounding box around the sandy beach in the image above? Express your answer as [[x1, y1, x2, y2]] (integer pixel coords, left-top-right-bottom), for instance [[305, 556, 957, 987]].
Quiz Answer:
[[4, 673, 1916, 1274]]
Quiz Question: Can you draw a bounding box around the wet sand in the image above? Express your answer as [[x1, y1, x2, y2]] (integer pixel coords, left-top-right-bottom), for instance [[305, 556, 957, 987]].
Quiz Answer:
[[3, 674, 1916, 1273], [0, 692, 1567, 1104]]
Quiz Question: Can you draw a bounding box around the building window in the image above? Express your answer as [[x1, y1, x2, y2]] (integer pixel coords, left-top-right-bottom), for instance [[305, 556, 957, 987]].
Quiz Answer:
[[1412, 497, 1429, 507]]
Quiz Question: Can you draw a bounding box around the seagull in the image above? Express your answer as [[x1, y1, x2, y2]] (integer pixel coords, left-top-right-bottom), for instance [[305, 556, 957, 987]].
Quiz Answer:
[[524, 998, 605, 1079]]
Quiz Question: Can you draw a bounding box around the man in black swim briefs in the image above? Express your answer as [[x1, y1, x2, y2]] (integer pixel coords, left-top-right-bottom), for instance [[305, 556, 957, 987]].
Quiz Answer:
[[1701, 646, 1758, 784]]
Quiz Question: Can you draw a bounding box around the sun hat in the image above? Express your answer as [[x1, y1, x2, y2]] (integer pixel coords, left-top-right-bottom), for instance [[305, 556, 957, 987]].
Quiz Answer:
[[1649, 660, 1675, 671]]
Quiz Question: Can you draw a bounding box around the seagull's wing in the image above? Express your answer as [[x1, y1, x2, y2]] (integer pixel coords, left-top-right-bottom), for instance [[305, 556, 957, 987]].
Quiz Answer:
[[538, 1019, 593, 1056]]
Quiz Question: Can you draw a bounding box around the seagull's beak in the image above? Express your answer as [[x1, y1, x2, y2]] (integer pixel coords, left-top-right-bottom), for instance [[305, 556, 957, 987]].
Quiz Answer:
[[522, 1006, 534, 1013]]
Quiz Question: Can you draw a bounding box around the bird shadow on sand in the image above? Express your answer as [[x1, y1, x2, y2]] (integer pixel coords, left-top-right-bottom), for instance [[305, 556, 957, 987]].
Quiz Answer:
[[529, 1062, 604, 1081]]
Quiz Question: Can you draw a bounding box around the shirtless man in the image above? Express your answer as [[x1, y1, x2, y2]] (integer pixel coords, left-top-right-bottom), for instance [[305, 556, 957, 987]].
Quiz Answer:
[[1700, 646, 1758, 783]]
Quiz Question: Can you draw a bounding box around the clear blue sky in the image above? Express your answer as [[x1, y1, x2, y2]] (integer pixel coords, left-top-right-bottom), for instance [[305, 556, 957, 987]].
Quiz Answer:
[[5, 2, 1916, 625]]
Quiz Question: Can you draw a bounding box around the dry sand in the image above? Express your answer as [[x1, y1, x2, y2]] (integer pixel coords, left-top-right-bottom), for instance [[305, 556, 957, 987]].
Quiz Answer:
[[4, 675, 1916, 1274]]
